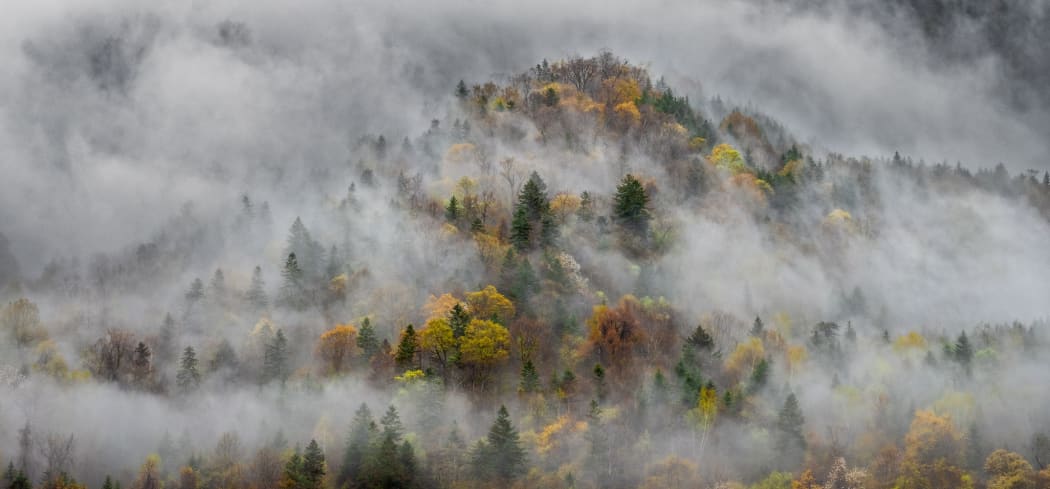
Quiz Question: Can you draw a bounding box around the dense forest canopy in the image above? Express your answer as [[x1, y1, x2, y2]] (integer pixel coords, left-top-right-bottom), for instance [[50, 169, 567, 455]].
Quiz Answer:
[[2, 1, 1050, 489]]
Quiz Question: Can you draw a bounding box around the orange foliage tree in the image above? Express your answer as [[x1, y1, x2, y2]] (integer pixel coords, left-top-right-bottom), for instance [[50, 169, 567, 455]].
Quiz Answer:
[[317, 324, 359, 375]]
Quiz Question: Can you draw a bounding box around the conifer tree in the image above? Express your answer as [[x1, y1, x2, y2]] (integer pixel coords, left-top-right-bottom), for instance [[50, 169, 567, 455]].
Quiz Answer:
[[176, 346, 201, 393], [356, 318, 379, 360], [246, 266, 268, 311], [301, 440, 325, 489], [445, 195, 461, 223], [264, 329, 289, 384], [448, 304, 470, 339], [751, 316, 764, 337], [955, 330, 974, 375], [395, 325, 419, 370], [279, 253, 306, 310], [613, 174, 650, 234], [519, 359, 540, 393], [776, 392, 806, 462], [474, 405, 527, 481], [339, 404, 375, 488]]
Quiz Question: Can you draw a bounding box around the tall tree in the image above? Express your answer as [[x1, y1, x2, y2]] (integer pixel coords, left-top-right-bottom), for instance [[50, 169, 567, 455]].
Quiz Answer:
[[339, 404, 375, 488], [394, 325, 420, 370], [474, 405, 527, 481], [279, 253, 306, 311], [264, 329, 290, 385], [612, 174, 650, 234], [245, 266, 268, 312], [356, 318, 379, 361], [176, 346, 201, 393]]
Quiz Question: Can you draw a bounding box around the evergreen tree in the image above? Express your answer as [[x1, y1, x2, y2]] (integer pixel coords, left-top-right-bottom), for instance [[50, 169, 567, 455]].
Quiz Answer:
[[264, 329, 290, 384], [955, 330, 973, 375], [176, 346, 201, 393], [398, 441, 417, 488], [339, 404, 375, 488], [394, 325, 419, 370], [776, 393, 806, 461], [750, 316, 764, 337], [455, 80, 469, 99], [132, 341, 152, 387], [474, 405, 527, 481], [301, 440, 325, 489], [749, 358, 770, 393], [445, 196, 461, 223], [380, 405, 405, 443], [208, 268, 226, 306], [448, 304, 470, 339], [246, 266, 268, 311], [279, 253, 306, 310], [356, 318, 379, 360], [612, 174, 650, 234], [686, 324, 715, 350], [584, 400, 612, 487], [519, 359, 540, 393], [209, 339, 238, 373], [509, 206, 531, 252], [592, 364, 607, 402]]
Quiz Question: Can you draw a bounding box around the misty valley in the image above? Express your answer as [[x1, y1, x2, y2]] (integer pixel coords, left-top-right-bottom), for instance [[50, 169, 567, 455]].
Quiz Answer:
[[3, 2, 1050, 489]]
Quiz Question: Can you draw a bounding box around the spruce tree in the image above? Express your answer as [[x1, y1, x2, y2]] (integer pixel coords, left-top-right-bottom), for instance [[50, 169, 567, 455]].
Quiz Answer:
[[509, 206, 531, 252], [279, 253, 306, 310], [476, 405, 527, 481], [339, 404, 374, 487], [519, 359, 540, 393], [455, 80, 469, 99], [955, 331, 973, 375], [264, 329, 289, 384], [176, 346, 200, 393], [592, 364, 608, 402], [612, 174, 650, 234], [445, 195, 461, 223], [301, 440, 325, 489], [395, 325, 419, 370], [776, 393, 806, 452], [750, 316, 764, 337], [356, 318, 379, 359], [448, 304, 470, 339], [380, 405, 405, 443], [246, 266, 268, 311]]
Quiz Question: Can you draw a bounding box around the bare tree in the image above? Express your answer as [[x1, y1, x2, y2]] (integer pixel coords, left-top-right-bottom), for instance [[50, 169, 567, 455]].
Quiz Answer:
[[560, 55, 598, 93], [499, 157, 524, 208], [38, 433, 75, 482]]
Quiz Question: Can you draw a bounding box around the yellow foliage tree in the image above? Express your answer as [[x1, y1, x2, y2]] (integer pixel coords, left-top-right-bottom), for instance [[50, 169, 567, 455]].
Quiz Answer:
[[707, 143, 749, 174], [724, 337, 765, 385], [466, 285, 515, 324], [2, 298, 47, 347], [896, 410, 970, 489], [459, 319, 510, 392], [423, 293, 460, 321], [419, 317, 457, 382], [985, 449, 1035, 489], [894, 331, 929, 353], [316, 324, 359, 375]]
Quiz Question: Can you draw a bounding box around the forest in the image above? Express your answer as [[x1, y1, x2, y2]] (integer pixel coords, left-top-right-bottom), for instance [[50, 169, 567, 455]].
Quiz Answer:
[[3, 1, 1050, 489]]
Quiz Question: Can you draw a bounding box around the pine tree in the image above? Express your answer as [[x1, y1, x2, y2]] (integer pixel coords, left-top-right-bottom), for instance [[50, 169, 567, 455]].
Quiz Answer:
[[455, 80, 469, 99], [519, 360, 540, 393], [749, 358, 770, 393], [176, 346, 200, 393], [132, 341, 152, 387], [380, 405, 405, 443], [301, 440, 325, 489], [448, 304, 470, 339], [394, 325, 419, 370], [398, 441, 417, 488], [613, 174, 650, 234], [687, 324, 715, 350], [279, 253, 306, 310], [264, 329, 289, 384], [185, 278, 205, 308], [509, 206, 531, 252], [339, 404, 375, 488], [475, 405, 527, 481], [776, 393, 806, 453], [246, 266, 268, 311], [356, 318, 379, 360], [750, 316, 764, 337], [208, 268, 226, 307], [955, 330, 973, 375], [592, 364, 607, 402], [445, 195, 461, 223]]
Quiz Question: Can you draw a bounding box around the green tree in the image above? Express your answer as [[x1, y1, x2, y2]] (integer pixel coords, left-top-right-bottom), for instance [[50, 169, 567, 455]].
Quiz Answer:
[[448, 304, 470, 339], [245, 266, 268, 311], [455, 80, 468, 99], [445, 196, 461, 223], [279, 253, 306, 310], [612, 174, 650, 234], [509, 206, 532, 252], [301, 440, 325, 489], [955, 331, 974, 375], [264, 329, 290, 384], [357, 318, 379, 360], [394, 325, 419, 370], [340, 404, 376, 488], [751, 316, 764, 337], [519, 359, 540, 393], [176, 346, 201, 393], [776, 392, 806, 468], [474, 405, 527, 481]]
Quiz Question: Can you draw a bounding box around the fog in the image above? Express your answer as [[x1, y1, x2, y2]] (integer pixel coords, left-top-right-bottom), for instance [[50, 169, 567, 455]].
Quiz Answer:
[[1, 0, 1049, 487]]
